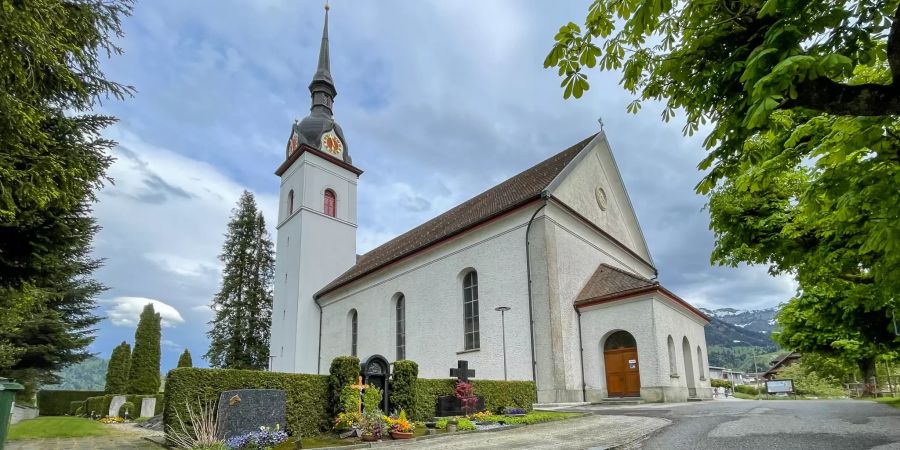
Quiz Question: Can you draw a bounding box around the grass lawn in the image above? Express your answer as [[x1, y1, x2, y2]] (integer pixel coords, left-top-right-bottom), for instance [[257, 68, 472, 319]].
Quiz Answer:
[[874, 397, 900, 409], [8, 416, 116, 440]]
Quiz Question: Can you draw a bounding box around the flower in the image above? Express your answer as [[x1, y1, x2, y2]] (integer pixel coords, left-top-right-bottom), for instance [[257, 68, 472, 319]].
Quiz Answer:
[[224, 424, 289, 449]]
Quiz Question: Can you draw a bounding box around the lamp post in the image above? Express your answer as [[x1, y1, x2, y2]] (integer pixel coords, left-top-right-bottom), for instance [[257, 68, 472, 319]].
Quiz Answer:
[[733, 340, 760, 397], [495, 306, 511, 380]]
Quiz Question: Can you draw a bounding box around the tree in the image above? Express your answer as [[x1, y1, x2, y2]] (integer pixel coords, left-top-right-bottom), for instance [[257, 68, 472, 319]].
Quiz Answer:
[[177, 349, 193, 368], [205, 191, 274, 370], [545, 0, 900, 374], [0, 0, 133, 374], [128, 304, 161, 394], [105, 341, 131, 394]]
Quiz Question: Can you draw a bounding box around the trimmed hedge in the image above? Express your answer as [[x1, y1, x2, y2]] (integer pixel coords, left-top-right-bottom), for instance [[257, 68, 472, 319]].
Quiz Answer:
[[119, 401, 136, 417], [164, 368, 330, 439], [37, 390, 104, 416], [389, 360, 418, 414], [735, 385, 759, 395], [69, 400, 85, 416], [411, 379, 536, 421], [328, 356, 359, 416], [83, 394, 165, 417]]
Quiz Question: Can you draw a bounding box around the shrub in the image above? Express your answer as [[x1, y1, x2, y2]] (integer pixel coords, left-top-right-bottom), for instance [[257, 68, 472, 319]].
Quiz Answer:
[[36, 390, 105, 416], [167, 398, 222, 449], [734, 385, 759, 396], [105, 341, 132, 394], [75, 405, 84, 416], [68, 400, 85, 415], [339, 386, 359, 414], [777, 362, 845, 397], [710, 379, 731, 388], [164, 368, 329, 441], [83, 394, 165, 418], [119, 401, 135, 418], [223, 425, 288, 449], [390, 360, 418, 414], [362, 386, 382, 413], [128, 303, 162, 394], [327, 356, 359, 416], [456, 418, 476, 431]]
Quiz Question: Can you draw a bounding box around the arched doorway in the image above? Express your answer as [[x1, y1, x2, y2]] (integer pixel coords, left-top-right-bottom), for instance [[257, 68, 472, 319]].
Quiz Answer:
[[603, 331, 641, 397], [682, 337, 696, 397]]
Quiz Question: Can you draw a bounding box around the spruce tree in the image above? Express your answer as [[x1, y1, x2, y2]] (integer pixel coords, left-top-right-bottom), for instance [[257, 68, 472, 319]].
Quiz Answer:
[[177, 349, 193, 368], [0, 0, 133, 371], [104, 342, 131, 393], [205, 191, 274, 370], [127, 304, 161, 394]]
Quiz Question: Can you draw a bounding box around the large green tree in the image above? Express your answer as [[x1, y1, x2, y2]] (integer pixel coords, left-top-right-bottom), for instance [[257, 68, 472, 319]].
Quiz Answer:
[[546, 0, 900, 384], [127, 304, 161, 394], [205, 191, 274, 370], [0, 0, 133, 373], [104, 341, 131, 394], [177, 349, 193, 368]]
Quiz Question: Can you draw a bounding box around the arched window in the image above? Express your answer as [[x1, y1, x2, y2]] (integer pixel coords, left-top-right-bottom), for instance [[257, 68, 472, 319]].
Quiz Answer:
[[462, 271, 480, 350], [288, 189, 294, 214], [349, 309, 358, 356], [604, 330, 637, 350], [667, 335, 678, 376], [324, 189, 336, 217], [697, 346, 705, 379], [396, 295, 406, 360]]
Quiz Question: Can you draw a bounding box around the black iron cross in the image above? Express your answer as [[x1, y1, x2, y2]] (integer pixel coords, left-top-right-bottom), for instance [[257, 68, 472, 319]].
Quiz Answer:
[[450, 360, 475, 383]]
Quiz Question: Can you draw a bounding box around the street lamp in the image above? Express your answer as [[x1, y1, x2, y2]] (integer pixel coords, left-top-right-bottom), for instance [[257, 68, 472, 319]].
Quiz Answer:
[[495, 306, 511, 380], [733, 340, 760, 397]]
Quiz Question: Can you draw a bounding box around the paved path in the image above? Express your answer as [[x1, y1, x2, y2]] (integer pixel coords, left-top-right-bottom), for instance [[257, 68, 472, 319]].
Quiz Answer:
[[6, 423, 162, 450], [384, 414, 669, 449], [567, 399, 900, 450]]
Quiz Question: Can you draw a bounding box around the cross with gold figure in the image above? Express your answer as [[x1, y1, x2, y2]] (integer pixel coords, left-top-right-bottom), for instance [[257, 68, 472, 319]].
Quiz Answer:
[[350, 376, 367, 414]]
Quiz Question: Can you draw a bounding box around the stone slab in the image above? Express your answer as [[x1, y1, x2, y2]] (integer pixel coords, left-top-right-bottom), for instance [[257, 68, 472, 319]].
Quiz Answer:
[[435, 395, 485, 417], [108, 395, 127, 418], [140, 397, 156, 418], [215, 389, 286, 439]]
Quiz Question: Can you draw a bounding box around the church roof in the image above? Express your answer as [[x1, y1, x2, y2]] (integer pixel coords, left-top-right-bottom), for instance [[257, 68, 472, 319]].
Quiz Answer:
[[315, 134, 598, 298], [574, 263, 710, 322]]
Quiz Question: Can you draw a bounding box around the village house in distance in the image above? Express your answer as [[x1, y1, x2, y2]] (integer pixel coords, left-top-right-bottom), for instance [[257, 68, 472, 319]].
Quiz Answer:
[[268, 9, 713, 403]]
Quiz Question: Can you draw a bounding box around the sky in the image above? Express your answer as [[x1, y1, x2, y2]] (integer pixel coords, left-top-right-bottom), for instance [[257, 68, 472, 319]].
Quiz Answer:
[[87, 0, 797, 371]]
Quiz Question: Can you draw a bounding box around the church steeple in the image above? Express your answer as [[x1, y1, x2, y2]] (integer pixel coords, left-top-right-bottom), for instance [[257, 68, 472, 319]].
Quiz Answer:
[[284, 4, 352, 164], [309, 5, 336, 114]]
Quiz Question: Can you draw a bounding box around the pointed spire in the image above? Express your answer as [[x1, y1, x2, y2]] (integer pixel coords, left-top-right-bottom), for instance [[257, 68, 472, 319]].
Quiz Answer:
[[309, 3, 336, 114]]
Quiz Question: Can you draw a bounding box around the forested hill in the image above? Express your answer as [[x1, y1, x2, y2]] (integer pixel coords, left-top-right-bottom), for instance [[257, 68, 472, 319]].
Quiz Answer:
[[43, 356, 107, 391]]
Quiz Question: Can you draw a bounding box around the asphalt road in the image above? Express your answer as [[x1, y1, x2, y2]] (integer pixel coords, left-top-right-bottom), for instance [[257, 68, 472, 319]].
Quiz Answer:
[[571, 398, 900, 450]]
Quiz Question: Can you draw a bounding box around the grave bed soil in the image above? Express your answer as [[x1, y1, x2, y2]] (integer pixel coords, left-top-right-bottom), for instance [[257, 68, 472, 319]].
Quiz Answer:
[[299, 424, 528, 449]]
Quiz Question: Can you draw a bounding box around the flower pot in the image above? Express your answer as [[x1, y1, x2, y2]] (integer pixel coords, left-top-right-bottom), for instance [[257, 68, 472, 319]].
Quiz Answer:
[[361, 433, 378, 442], [446, 424, 457, 432], [390, 431, 414, 440]]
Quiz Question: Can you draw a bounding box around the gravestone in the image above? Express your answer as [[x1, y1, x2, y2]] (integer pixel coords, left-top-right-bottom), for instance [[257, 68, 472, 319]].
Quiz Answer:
[[140, 397, 157, 417], [436, 360, 485, 417], [216, 389, 286, 439], [360, 354, 390, 412], [108, 395, 127, 417]]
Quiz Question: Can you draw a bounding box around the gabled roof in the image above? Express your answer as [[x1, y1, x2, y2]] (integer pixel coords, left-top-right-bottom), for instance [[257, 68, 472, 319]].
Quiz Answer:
[[573, 263, 710, 323], [315, 134, 598, 298]]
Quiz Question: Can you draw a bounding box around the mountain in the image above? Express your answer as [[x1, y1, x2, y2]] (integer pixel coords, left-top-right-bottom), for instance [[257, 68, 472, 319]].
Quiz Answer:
[[42, 356, 107, 391], [704, 316, 777, 349], [700, 307, 778, 335]]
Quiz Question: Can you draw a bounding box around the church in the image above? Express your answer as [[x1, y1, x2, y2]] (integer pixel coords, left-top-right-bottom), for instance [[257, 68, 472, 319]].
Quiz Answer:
[[268, 9, 712, 404]]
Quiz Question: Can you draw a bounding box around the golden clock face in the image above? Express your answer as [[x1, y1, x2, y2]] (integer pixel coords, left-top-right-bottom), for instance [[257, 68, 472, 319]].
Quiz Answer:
[[321, 132, 343, 157]]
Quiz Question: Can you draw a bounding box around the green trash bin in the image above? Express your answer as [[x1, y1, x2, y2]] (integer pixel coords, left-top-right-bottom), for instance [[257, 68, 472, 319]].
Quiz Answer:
[[0, 378, 24, 449]]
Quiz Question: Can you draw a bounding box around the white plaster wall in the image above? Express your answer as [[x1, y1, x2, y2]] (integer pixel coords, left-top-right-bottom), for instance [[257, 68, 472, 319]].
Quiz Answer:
[[318, 207, 536, 380], [271, 151, 358, 374], [651, 297, 711, 397]]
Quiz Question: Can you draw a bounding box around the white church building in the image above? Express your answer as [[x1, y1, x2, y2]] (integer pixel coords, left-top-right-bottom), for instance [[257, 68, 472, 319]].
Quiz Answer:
[[269, 10, 712, 403]]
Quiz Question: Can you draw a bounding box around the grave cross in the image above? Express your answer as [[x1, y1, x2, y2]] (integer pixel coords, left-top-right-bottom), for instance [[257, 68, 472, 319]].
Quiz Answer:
[[450, 360, 476, 383], [350, 376, 367, 414]]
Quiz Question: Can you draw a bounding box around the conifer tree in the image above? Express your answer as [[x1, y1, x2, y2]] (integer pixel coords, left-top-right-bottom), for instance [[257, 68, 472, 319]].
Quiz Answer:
[[104, 341, 131, 393], [205, 191, 274, 370], [177, 349, 193, 368], [127, 304, 161, 394]]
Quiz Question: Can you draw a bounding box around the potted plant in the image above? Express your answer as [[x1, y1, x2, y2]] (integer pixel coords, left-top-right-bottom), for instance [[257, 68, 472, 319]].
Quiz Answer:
[[359, 410, 384, 442], [388, 410, 415, 439], [446, 418, 458, 432]]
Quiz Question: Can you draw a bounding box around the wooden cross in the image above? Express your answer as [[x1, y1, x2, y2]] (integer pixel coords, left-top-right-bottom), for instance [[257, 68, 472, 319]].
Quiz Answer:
[[350, 376, 367, 414], [450, 360, 475, 383]]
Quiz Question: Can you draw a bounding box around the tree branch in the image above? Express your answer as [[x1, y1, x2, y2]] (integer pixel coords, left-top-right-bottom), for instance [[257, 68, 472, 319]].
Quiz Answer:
[[889, 3, 900, 86], [783, 77, 900, 116]]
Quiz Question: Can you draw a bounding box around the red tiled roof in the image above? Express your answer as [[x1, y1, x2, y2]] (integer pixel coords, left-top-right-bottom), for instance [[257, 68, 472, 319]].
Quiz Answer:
[[315, 134, 598, 298]]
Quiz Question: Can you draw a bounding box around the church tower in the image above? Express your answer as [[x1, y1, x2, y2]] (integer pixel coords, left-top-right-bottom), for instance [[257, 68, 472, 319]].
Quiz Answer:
[[270, 6, 361, 374]]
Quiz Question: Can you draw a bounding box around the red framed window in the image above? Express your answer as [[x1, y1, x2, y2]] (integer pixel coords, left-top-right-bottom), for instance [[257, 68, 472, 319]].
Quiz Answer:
[[288, 189, 294, 214], [324, 189, 336, 217]]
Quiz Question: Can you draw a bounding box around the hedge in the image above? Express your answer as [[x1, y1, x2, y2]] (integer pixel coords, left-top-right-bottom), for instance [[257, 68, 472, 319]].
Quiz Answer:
[[164, 368, 330, 440], [83, 394, 165, 417], [328, 356, 359, 416], [36, 390, 104, 416], [389, 360, 418, 415], [735, 385, 759, 395], [69, 401, 85, 416], [411, 379, 536, 421]]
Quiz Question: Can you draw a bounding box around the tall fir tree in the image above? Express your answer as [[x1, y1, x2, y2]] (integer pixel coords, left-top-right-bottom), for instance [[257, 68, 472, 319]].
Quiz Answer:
[[104, 341, 131, 394], [127, 304, 161, 394], [177, 349, 193, 368], [0, 0, 133, 372], [205, 191, 274, 370]]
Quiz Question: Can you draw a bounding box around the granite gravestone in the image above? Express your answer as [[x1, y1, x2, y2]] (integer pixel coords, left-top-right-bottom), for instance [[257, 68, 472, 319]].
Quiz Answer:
[[436, 360, 485, 417], [140, 397, 156, 417], [215, 389, 286, 439], [108, 395, 127, 417], [360, 355, 390, 412]]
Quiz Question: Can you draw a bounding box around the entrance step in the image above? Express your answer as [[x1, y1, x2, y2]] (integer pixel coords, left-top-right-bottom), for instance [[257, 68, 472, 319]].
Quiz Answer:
[[687, 397, 703, 402], [532, 402, 591, 410], [598, 397, 644, 406]]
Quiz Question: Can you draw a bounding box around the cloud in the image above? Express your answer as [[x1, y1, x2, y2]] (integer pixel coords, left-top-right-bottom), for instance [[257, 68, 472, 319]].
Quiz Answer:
[[104, 297, 185, 328]]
